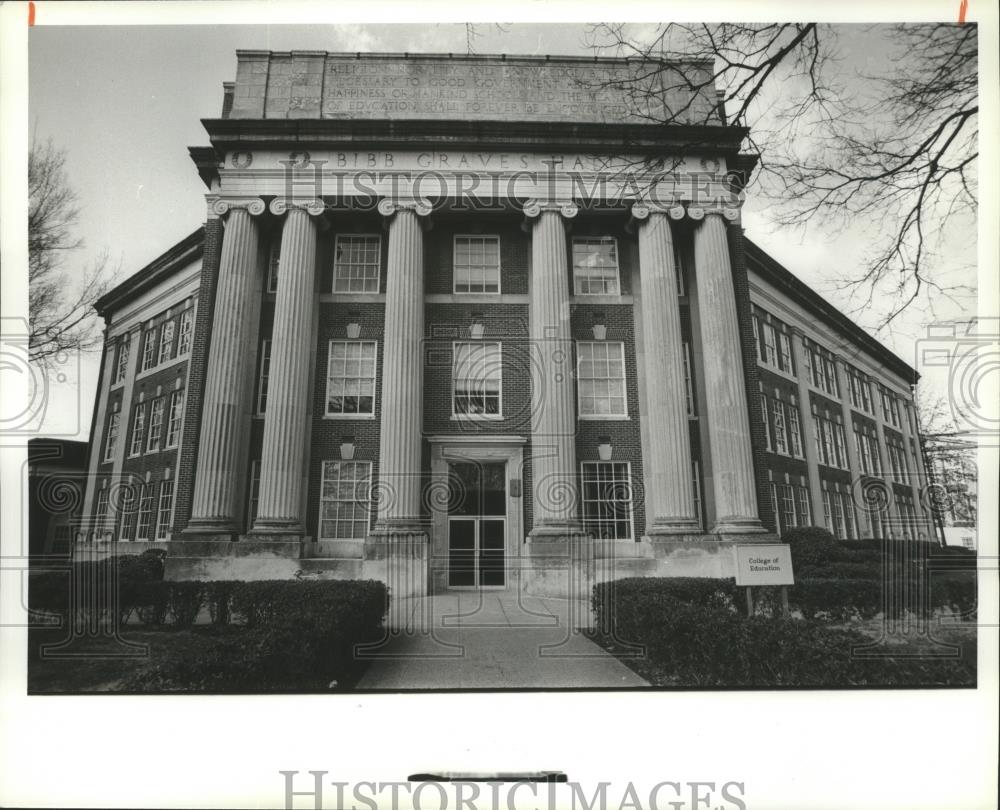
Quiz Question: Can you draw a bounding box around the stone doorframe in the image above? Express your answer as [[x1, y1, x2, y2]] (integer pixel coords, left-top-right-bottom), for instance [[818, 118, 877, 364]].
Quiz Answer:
[[428, 435, 527, 594]]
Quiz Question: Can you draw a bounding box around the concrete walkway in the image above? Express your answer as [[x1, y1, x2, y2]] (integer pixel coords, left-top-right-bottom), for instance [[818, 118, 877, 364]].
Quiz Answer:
[[355, 592, 649, 689]]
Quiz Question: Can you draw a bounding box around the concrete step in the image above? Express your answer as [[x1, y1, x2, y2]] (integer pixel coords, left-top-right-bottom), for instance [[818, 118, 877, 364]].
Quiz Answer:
[[296, 557, 365, 579]]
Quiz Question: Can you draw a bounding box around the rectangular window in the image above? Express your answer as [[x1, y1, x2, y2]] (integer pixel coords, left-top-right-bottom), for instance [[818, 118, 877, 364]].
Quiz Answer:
[[146, 398, 164, 453], [256, 339, 272, 415], [155, 480, 175, 541], [577, 341, 627, 417], [581, 462, 634, 540], [683, 342, 695, 418], [158, 319, 176, 365], [762, 323, 777, 366], [141, 327, 157, 371], [115, 334, 131, 383], [788, 404, 803, 457], [796, 485, 812, 526], [318, 461, 372, 540], [136, 484, 155, 542], [267, 237, 280, 293], [778, 332, 793, 373], [334, 234, 382, 293], [104, 412, 120, 462], [128, 403, 146, 457], [118, 484, 138, 541], [752, 316, 762, 361], [772, 399, 788, 455], [453, 235, 500, 294], [761, 394, 772, 451], [830, 490, 845, 539], [572, 237, 619, 295], [95, 487, 110, 533], [840, 492, 857, 540], [781, 484, 796, 535], [326, 340, 377, 416], [833, 422, 848, 469], [824, 358, 838, 398], [247, 460, 261, 530], [452, 341, 502, 417], [165, 389, 184, 448], [855, 429, 870, 474], [177, 308, 194, 355]]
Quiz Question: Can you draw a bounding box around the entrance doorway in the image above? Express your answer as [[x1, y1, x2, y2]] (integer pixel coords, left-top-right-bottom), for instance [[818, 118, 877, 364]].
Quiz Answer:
[[447, 461, 506, 589]]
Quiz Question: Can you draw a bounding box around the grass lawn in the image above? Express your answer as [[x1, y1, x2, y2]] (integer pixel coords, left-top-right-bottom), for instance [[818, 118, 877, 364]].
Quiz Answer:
[[27, 623, 375, 694]]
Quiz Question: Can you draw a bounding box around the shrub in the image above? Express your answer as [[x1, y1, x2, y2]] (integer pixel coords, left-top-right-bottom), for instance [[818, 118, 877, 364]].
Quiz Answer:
[[205, 581, 235, 625], [135, 580, 169, 625], [125, 579, 389, 691], [791, 578, 884, 621], [592, 578, 975, 686], [167, 582, 204, 627], [782, 526, 848, 569]]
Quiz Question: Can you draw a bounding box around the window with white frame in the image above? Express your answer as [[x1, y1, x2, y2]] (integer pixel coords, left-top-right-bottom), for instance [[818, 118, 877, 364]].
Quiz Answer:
[[165, 389, 184, 448], [683, 342, 696, 417], [752, 312, 795, 374], [318, 461, 372, 540], [136, 484, 155, 542], [572, 237, 619, 295], [796, 485, 812, 526], [577, 341, 627, 417], [881, 388, 901, 428], [128, 403, 146, 457], [177, 308, 194, 355], [581, 462, 634, 540], [761, 394, 772, 451], [155, 480, 174, 540], [115, 334, 131, 383], [104, 411, 120, 462], [334, 234, 381, 293], [452, 341, 502, 417], [118, 484, 138, 541], [326, 341, 377, 416], [848, 368, 873, 413], [453, 235, 500, 294], [772, 398, 788, 455], [158, 319, 176, 365], [788, 404, 803, 457], [256, 339, 272, 414], [146, 398, 164, 453], [839, 491, 858, 539], [815, 411, 848, 469], [778, 332, 793, 372], [141, 327, 157, 371], [247, 460, 261, 529], [95, 487, 110, 534], [805, 342, 839, 397], [267, 237, 280, 293]]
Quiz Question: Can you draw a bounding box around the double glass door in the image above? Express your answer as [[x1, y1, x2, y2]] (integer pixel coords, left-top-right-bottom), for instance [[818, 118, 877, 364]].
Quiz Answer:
[[447, 461, 506, 588]]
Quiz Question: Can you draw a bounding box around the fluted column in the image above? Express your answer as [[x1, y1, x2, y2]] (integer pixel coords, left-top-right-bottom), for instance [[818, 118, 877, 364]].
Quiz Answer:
[[525, 200, 581, 535], [691, 209, 765, 533], [185, 197, 265, 536], [633, 205, 700, 534], [790, 329, 826, 526], [250, 198, 323, 536], [372, 198, 431, 529], [833, 357, 871, 536]]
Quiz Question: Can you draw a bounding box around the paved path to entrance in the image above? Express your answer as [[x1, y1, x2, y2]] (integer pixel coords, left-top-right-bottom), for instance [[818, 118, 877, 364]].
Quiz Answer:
[[356, 592, 649, 689]]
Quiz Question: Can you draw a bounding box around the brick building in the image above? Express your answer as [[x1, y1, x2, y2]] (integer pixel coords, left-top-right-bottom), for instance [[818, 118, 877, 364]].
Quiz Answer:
[[78, 51, 933, 596]]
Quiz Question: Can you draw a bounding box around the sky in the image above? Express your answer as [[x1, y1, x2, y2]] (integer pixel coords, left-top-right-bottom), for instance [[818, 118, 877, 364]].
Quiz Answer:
[[23, 21, 982, 439]]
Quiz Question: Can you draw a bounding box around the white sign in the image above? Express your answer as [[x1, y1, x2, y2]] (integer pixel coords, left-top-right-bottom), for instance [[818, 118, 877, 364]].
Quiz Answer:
[[734, 544, 795, 586]]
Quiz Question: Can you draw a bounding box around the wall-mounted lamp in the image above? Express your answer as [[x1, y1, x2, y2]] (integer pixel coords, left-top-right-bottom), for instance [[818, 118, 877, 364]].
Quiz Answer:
[[597, 434, 613, 461], [346, 312, 361, 339], [592, 313, 607, 341], [340, 435, 356, 461], [469, 312, 485, 340]]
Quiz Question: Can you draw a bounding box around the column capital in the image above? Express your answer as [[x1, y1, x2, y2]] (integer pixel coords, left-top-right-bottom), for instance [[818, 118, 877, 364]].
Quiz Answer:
[[206, 195, 266, 219], [268, 196, 326, 217], [687, 204, 741, 222], [630, 201, 687, 221], [522, 198, 578, 220], [377, 197, 433, 218]]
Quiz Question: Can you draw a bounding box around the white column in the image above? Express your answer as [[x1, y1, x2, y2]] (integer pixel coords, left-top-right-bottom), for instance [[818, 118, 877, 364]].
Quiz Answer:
[[633, 205, 700, 535], [790, 329, 826, 527], [691, 208, 765, 533], [834, 357, 871, 536], [185, 197, 265, 536], [251, 198, 323, 536], [525, 200, 582, 535], [372, 198, 431, 530]]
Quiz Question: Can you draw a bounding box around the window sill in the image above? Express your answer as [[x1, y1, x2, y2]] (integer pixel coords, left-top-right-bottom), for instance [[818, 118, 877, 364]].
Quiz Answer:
[[135, 352, 191, 383], [578, 414, 630, 421], [451, 414, 503, 422], [323, 413, 376, 420]]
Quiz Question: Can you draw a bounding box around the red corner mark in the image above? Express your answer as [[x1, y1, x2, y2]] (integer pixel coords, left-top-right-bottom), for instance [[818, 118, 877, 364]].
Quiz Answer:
[[958, 0, 968, 23], [28, 1, 36, 26]]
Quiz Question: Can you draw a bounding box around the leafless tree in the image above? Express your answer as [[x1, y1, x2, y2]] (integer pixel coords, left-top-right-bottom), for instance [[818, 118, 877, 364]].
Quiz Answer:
[[584, 23, 978, 327], [28, 135, 117, 370], [915, 385, 977, 528]]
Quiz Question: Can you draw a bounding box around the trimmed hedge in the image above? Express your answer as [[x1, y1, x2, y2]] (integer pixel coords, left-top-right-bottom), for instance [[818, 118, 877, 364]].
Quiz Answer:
[[592, 578, 975, 687], [125, 580, 388, 691]]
